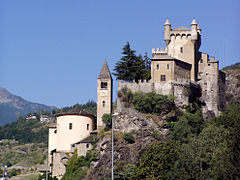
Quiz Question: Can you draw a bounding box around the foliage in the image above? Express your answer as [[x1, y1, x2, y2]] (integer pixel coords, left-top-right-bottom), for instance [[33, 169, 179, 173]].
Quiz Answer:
[[123, 132, 135, 144], [113, 42, 150, 82], [132, 140, 179, 179], [0, 118, 48, 144], [55, 100, 97, 115], [38, 172, 58, 180], [9, 168, 21, 177], [102, 114, 112, 131], [62, 148, 99, 180], [171, 110, 204, 144]]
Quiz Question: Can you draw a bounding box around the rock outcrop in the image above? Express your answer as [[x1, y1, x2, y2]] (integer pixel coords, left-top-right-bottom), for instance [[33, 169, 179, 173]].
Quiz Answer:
[[89, 99, 170, 179]]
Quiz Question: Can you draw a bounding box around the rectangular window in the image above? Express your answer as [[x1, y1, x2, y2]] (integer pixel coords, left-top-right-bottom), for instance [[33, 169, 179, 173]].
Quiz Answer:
[[157, 64, 159, 70], [69, 123, 73, 130], [101, 82, 108, 88], [167, 64, 169, 69], [208, 64, 210, 66], [87, 124, 89, 130], [200, 59, 203, 63], [161, 75, 166, 81], [180, 47, 183, 53], [86, 143, 89, 148]]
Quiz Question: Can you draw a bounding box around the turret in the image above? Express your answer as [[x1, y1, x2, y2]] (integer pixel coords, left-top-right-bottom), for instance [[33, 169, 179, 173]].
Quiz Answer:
[[164, 19, 171, 45], [191, 18, 198, 44]]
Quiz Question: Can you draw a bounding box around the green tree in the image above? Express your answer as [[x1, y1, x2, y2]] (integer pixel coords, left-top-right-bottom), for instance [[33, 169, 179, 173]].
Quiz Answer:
[[132, 140, 179, 179], [102, 114, 112, 131], [113, 42, 147, 82]]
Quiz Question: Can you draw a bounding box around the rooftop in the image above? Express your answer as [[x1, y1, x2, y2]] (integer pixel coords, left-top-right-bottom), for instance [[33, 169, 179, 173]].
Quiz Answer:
[[98, 60, 112, 79]]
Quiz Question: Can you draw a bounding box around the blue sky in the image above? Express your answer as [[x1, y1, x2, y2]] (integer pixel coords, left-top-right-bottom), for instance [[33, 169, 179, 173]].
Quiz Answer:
[[0, 0, 239, 108]]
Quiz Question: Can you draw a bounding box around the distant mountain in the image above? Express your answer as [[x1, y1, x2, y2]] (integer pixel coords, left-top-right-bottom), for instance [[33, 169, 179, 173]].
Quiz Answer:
[[0, 88, 55, 125], [222, 62, 240, 70]]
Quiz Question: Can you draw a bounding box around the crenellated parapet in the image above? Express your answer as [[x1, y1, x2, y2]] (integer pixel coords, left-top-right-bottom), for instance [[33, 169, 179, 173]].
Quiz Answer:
[[152, 47, 167, 56]]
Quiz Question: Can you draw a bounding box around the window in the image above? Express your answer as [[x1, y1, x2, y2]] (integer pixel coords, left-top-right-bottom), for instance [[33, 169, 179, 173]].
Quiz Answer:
[[161, 75, 166, 81], [208, 64, 210, 66], [157, 64, 159, 70], [86, 143, 89, 148], [204, 82, 207, 85], [102, 101, 105, 107], [101, 82, 108, 88], [69, 123, 72, 130], [200, 59, 203, 63], [167, 64, 169, 69], [180, 47, 183, 53], [54, 130, 57, 134], [87, 124, 89, 130]]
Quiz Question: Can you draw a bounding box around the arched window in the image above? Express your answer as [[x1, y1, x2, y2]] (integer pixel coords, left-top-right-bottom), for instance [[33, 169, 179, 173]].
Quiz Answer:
[[69, 123, 73, 130], [102, 101, 105, 107]]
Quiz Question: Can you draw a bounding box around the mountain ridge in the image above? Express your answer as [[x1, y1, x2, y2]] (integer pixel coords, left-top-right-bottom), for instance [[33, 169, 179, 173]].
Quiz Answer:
[[0, 87, 56, 125]]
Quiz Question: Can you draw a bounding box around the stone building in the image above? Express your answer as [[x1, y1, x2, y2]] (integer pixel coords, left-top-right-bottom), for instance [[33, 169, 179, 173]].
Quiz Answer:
[[119, 18, 226, 116], [48, 61, 112, 179]]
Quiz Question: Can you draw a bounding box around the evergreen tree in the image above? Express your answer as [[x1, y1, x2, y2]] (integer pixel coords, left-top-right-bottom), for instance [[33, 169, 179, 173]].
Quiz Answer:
[[113, 42, 147, 82]]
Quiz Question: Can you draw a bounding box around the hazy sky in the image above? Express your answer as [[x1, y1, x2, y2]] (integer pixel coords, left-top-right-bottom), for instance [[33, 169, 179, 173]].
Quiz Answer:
[[0, 0, 239, 108]]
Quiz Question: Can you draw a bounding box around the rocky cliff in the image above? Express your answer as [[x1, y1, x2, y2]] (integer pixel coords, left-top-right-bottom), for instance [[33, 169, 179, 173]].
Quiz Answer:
[[224, 69, 240, 100], [89, 99, 170, 179]]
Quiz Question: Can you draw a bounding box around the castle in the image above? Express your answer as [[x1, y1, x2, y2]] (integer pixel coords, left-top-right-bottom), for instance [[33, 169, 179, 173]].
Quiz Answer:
[[48, 19, 225, 179]]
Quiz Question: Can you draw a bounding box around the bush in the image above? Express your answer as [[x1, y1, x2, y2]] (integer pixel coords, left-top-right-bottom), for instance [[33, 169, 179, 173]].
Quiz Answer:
[[102, 114, 112, 131], [123, 132, 135, 144]]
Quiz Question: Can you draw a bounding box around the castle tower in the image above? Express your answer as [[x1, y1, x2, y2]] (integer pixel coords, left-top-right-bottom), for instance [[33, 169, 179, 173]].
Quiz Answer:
[[97, 60, 112, 128], [165, 18, 201, 81]]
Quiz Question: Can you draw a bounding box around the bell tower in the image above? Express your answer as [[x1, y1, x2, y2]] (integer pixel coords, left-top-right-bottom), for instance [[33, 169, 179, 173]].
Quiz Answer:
[[97, 60, 112, 128]]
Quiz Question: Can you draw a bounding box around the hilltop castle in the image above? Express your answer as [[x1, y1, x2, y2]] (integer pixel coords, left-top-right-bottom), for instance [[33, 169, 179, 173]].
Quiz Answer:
[[48, 19, 225, 179]]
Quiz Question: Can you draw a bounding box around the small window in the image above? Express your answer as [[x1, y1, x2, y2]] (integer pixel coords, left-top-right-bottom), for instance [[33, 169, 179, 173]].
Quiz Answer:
[[157, 64, 159, 70], [54, 130, 57, 134], [208, 64, 210, 66], [86, 143, 89, 148], [161, 75, 166, 81], [204, 82, 207, 85], [180, 47, 183, 53], [167, 64, 169, 69], [102, 101, 105, 107], [200, 59, 203, 63], [69, 123, 72, 130], [101, 82, 108, 88], [87, 124, 89, 130]]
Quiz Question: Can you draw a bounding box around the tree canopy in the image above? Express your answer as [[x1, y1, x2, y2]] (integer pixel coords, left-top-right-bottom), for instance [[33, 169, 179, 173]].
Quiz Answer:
[[113, 42, 150, 82]]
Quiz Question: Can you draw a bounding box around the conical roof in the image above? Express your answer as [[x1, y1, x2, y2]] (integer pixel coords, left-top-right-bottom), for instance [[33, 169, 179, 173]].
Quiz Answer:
[[98, 60, 112, 79], [164, 19, 171, 26], [191, 18, 197, 25]]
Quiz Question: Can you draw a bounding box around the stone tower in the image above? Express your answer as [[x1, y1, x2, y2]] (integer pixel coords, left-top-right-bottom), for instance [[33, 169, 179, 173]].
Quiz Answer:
[[97, 60, 112, 128], [164, 18, 201, 81]]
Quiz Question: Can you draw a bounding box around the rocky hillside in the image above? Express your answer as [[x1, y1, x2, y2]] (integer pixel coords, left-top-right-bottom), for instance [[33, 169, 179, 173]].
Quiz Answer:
[[223, 62, 240, 100], [89, 99, 170, 179], [0, 88, 55, 125]]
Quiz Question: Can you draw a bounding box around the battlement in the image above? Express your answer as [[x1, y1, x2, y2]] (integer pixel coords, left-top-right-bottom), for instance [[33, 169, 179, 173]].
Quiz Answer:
[[209, 56, 218, 63], [152, 47, 167, 55]]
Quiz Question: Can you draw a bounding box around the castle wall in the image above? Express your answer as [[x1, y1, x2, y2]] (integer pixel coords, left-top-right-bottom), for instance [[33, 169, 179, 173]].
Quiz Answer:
[[52, 152, 69, 179], [118, 80, 153, 93], [48, 126, 57, 170], [174, 60, 191, 82], [172, 82, 189, 105], [151, 60, 175, 82], [56, 114, 95, 152], [72, 143, 93, 156]]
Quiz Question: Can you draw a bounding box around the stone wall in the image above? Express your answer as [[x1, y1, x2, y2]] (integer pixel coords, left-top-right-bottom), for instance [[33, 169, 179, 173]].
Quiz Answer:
[[118, 80, 153, 93], [52, 152, 70, 179]]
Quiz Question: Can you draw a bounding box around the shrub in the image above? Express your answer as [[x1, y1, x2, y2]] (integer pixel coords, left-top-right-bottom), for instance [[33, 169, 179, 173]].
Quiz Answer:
[[102, 114, 112, 131], [123, 132, 135, 144]]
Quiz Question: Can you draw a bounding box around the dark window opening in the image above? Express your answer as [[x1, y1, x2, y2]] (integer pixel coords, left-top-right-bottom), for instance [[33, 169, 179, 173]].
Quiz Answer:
[[161, 75, 166, 81], [54, 130, 57, 134], [101, 82, 108, 88], [69, 123, 72, 130], [208, 64, 210, 66], [157, 64, 159, 70], [102, 101, 105, 107], [86, 143, 89, 148], [167, 64, 169, 69], [204, 82, 207, 85], [180, 47, 183, 53], [87, 124, 89, 130], [200, 59, 203, 63]]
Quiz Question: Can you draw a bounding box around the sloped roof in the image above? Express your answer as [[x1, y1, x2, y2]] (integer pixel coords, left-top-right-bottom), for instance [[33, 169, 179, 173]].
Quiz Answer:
[[174, 26, 190, 31], [98, 60, 112, 79]]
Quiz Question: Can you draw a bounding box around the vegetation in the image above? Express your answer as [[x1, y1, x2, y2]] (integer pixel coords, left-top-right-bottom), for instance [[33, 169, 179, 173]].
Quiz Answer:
[[62, 149, 98, 180], [102, 113, 112, 131], [123, 132, 135, 144], [118, 87, 174, 115], [132, 95, 240, 179], [54, 100, 97, 115], [113, 42, 151, 82]]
